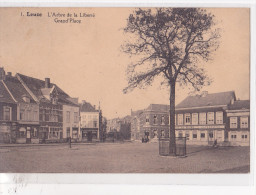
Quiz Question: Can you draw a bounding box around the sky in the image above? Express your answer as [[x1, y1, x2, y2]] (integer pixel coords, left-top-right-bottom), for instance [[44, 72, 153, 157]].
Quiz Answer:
[[0, 8, 250, 119]]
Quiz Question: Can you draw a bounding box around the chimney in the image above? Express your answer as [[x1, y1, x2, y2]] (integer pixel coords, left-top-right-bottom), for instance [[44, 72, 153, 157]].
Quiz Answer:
[[82, 100, 86, 104], [7, 72, 12, 76], [45, 78, 50, 88], [0, 67, 6, 80]]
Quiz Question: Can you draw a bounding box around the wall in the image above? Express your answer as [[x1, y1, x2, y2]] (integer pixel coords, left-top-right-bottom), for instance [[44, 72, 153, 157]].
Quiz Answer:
[[63, 104, 80, 139], [0, 102, 17, 121]]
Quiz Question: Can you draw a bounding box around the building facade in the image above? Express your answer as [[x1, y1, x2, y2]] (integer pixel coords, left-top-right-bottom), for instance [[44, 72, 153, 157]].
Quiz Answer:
[[80, 101, 101, 141], [63, 104, 80, 140], [226, 100, 250, 146], [175, 91, 236, 145], [131, 104, 170, 141], [1, 73, 40, 144], [0, 71, 18, 143], [16, 73, 79, 143], [107, 115, 131, 140]]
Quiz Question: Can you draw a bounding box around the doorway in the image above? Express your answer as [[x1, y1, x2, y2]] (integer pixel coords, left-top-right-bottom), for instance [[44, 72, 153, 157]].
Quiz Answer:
[[26, 130, 31, 143]]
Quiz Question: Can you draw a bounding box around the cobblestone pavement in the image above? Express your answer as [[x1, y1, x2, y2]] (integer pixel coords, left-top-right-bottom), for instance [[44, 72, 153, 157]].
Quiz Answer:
[[0, 142, 250, 173]]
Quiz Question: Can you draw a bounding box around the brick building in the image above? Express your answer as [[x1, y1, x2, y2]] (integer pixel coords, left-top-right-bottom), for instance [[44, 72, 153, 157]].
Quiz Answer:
[[4, 73, 40, 144], [130, 91, 250, 146], [131, 104, 170, 141], [16, 73, 79, 143], [0, 69, 17, 143]]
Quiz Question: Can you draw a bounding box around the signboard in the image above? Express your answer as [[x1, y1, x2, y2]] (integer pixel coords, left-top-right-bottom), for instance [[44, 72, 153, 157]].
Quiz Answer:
[[0, 125, 11, 133], [227, 112, 249, 117], [175, 125, 225, 130]]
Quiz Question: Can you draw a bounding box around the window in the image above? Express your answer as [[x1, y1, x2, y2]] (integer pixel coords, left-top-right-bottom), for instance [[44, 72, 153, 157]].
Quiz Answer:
[[154, 130, 158, 138], [153, 115, 157, 124], [66, 127, 70, 138], [18, 128, 26, 138], [161, 130, 165, 137], [146, 116, 149, 124], [207, 112, 214, 124], [201, 133, 205, 138], [240, 117, 248, 128], [33, 111, 38, 121], [230, 117, 237, 128], [93, 121, 97, 128], [27, 110, 33, 121], [178, 131, 183, 138], [193, 133, 197, 139], [74, 112, 79, 123], [185, 114, 191, 125], [66, 111, 70, 123], [216, 112, 223, 124], [3, 106, 11, 121], [199, 113, 206, 124], [231, 134, 237, 139], [41, 109, 46, 121], [192, 113, 198, 125], [20, 109, 25, 120], [209, 132, 213, 138], [178, 114, 183, 125], [31, 128, 38, 138], [161, 116, 165, 125]]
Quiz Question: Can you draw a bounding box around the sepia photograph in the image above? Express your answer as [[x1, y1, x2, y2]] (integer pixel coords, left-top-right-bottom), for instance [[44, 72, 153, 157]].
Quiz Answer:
[[0, 6, 251, 176]]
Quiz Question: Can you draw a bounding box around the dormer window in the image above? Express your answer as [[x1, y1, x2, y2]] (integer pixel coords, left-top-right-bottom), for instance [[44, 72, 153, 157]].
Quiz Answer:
[[52, 97, 58, 105], [22, 95, 30, 103]]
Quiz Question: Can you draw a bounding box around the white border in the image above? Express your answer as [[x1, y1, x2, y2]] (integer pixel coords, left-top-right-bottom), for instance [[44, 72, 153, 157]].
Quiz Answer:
[[0, 0, 255, 194]]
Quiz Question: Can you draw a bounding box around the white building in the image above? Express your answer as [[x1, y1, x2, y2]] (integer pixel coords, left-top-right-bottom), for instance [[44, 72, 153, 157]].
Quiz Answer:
[[79, 100, 101, 141], [62, 99, 80, 140], [226, 100, 250, 146]]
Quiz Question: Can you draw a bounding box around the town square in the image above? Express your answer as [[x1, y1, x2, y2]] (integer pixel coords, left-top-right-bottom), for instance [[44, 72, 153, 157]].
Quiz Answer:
[[0, 7, 251, 174]]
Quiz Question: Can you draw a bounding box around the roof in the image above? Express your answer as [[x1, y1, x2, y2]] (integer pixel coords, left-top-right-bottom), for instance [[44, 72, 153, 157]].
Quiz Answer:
[[176, 91, 236, 109], [145, 104, 169, 112], [16, 73, 78, 107], [0, 81, 16, 104], [131, 109, 143, 117], [17, 73, 69, 100], [80, 101, 98, 112], [228, 100, 250, 110], [4, 75, 36, 104]]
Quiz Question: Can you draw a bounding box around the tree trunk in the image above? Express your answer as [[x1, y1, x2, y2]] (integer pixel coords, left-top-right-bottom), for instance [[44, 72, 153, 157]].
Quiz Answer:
[[169, 81, 176, 155]]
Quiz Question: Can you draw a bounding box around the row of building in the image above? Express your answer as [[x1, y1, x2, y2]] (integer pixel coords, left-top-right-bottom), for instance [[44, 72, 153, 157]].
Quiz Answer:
[[0, 67, 104, 144], [130, 91, 250, 146]]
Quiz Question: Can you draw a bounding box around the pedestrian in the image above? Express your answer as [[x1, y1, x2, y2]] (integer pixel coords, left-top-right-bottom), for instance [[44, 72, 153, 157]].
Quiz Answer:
[[69, 137, 72, 148], [213, 139, 218, 148]]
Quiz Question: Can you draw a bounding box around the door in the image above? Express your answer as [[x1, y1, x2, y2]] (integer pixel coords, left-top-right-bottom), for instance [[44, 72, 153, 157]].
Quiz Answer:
[[208, 130, 214, 145], [26, 130, 31, 143], [87, 131, 92, 142], [216, 130, 223, 142], [42, 132, 47, 143]]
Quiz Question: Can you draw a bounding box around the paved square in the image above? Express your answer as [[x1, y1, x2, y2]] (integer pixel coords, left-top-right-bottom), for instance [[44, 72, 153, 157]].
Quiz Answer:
[[0, 142, 250, 173]]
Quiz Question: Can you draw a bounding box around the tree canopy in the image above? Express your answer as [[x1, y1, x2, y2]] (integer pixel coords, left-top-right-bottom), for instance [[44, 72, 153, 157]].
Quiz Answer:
[[122, 8, 220, 93]]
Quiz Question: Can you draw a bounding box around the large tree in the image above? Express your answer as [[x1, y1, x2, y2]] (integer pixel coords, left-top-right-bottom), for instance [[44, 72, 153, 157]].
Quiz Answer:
[[122, 8, 220, 155]]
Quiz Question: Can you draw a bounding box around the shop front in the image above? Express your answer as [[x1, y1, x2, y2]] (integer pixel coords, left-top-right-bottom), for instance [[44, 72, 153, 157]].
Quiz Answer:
[[0, 122, 17, 144], [16, 125, 40, 144], [81, 128, 98, 142]]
